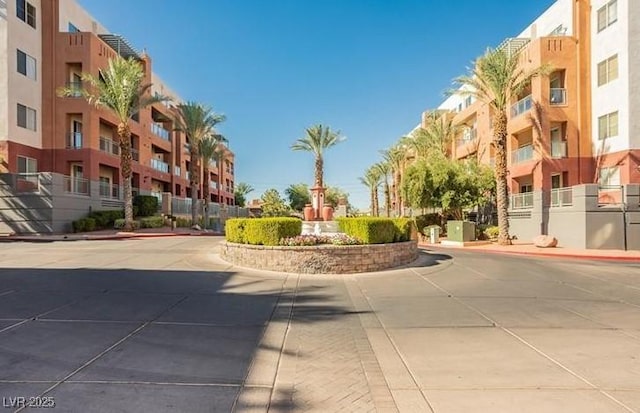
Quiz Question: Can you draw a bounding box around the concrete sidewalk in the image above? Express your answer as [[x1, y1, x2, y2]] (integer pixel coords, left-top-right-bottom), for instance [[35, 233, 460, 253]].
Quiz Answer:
[[0, 227, 222, 242]]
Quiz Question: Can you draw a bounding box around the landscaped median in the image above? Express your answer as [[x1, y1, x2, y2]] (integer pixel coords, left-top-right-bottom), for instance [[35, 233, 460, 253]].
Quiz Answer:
[[219, 217, 418, 274]]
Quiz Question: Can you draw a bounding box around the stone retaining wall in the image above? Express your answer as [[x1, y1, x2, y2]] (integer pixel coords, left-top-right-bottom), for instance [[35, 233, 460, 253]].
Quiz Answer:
[[219, 241, 419, 274]]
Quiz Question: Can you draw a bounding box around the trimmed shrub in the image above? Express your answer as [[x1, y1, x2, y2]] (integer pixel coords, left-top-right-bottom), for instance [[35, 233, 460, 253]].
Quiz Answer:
[[336, 217, 397, 244], [88, 210, 124, 229], [226, 217, 301, 246], [139, 216, 165, 229], [72, 217, 96, 233], [485, 225, 499, 240], [114, 219, 141, 230], [133, 195, 159, 217], [392, 218, 413, 242]]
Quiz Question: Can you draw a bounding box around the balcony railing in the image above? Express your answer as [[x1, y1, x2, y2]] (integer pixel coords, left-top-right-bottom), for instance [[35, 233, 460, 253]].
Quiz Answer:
[[150, 158, 169, 173], [457, 129, 478, 147], [99, 182, 120, 199], [551, 140, 567, 158], [15, 173, 40, 193], [550, 187, 572, 207], [99, 137, 119, 156], [210, 181, 218, 189], [150, 123, 170, 141], [64, 176, 89, 195], [65, 81, 83, 97], [67, 132, 83, 149], [511, 144, 534, 164], [174, 166, 181, 177], [550, 88, 567, 105], [186, 171, 190, 181], [511, 95, 532, 118], [510, 192, 533, 209], [132, 148, 139, 162]]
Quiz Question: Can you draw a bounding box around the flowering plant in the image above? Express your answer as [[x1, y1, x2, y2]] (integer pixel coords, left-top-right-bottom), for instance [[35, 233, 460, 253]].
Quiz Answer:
[[329, 233, 362, 245], [278, 234, 362, 246]]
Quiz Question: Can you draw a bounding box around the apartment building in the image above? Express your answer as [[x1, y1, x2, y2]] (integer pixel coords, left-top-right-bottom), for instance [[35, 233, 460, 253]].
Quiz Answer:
[[423, 0, 638, 199], [0, 0, 235, 232]]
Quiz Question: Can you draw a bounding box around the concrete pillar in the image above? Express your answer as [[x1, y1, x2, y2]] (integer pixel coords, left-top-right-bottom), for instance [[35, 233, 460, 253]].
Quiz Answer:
[[572, 184, 599, 211]]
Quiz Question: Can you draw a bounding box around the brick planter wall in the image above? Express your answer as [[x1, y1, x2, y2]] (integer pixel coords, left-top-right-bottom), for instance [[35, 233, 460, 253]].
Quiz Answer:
[[219, 241, 419, 274]]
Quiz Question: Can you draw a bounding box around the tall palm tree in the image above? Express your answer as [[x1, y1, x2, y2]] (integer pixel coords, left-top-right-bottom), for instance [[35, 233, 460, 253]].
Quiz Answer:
[[454, 48, 549, 245], [359, 166, 381, 216], [423, 111, 459, 158], [198, 135, 224, 228], [291, 124, 345, 188], [174, 103, 226, 225], [58, 56, 168, 231], [374, 161, 391, 217], [381, 145, 407, 216], [234, 182, 255, 207]]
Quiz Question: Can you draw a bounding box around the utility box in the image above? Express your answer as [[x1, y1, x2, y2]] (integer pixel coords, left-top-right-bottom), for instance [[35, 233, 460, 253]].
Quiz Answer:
[[427, 226, 440, 243], [447, 221, 476, 242]]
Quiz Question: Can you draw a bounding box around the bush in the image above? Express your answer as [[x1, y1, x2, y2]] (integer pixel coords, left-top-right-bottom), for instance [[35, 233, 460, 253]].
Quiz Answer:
[[88, 210, 124, 229], [392, 218, 413, 242], [485, 225, 500, 240], [336, 217, 397, 244], [133, 195, 159, 217], [414, 213, 444, 236], [226, 217, 301, 246], [72, 217, 96, 233], [114, 219, 141, 230], [139, 216, 165, 229]]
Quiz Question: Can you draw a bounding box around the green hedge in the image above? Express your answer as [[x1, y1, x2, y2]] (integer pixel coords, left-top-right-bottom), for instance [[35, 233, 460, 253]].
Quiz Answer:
[[139, 216, 165, 228], [72, 217, 96, 233], [114, 219, 141, 230], [337, 217, 399, 244], [133, 195, 158, 217], [225, 218, 301, 246], [88, 210, 123, 229], [392, 218, 413, 242]]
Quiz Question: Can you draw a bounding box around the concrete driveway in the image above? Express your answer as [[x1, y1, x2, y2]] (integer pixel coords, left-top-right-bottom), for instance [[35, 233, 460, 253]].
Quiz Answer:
[[0, 237, 639, 412]]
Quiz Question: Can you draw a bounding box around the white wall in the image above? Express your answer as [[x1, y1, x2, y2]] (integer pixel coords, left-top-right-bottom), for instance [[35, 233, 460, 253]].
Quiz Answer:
[[516, 0, 574, 38], [591, 0, 630, 154], [629, 0, 640, 149]]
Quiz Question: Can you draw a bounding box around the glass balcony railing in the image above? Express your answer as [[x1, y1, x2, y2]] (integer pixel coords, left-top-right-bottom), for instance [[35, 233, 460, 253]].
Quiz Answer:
[[150, 158, 169, 173], [457, 129, 477, 147], [67, 132, 83, 149], [174, 166, 181, 177], [99, 182, 120, 199], [550, 187, 572, 207], [551, 140, 567, 158], [150, 123, 170, 141], [65, 81, 83, 97], [511, 144, 534, 164], [550, 88, 567, 105], [99, 137, 119, 156], [64, 176, 89, 195], [132, 148, 139, 162], [510, 192, 533, 209], [511, 95, 532, 118]]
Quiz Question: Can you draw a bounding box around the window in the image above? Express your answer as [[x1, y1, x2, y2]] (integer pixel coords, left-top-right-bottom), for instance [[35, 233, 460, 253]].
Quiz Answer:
[[597, 0, 617, 32], [17, 103, 36, 131], [464, 96, 473, 108], [16, 49, 36, 80], [599, 166, 620, 186], [598, 111, 619, 140], [597, 54, 618, 86], [68, 22, 79, 33], [16, 0, 35, 28], [17, 156, 37, 173]]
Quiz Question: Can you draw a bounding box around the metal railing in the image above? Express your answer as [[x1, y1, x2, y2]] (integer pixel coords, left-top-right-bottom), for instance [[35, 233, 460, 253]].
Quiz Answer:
[[67, 132, 83, 149], [132, 148, 139, 162], [511, 144, 534, 164], [65, 81, 83, 97], [99, 182, 120, 199], [510, 192, 533, 209], [64, 176, 89, 195], [598, 185, 622, 206], [174, 166, 181, 177], [550, 88, 567, 105], [150, 123, 170, 141], [511, 95, 532, 117], [551, 140, 567, 158], [14, 173, 40, 193], [99, 137, 119, 156], [150, 158, 169, 173], [550, 187, 572, 207]]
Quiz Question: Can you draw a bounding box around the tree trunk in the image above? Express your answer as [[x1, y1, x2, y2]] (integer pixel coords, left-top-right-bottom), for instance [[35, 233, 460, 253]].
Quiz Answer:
[[383, 179, 391, 217], [493, 110, 511, 245], [370, 189, 375, 216], [314, 156, 323, 188], [117, 123, 134, 231], [394, 169, 402, 216], [190, 145, 200, 226], [203, 164, 210, 229], [373, 187, 379, 216]]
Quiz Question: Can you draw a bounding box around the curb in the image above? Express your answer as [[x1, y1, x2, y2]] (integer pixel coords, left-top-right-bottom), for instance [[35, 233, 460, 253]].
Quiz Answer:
[[420, 244, 640, 263], [1, 232, 224, 242]]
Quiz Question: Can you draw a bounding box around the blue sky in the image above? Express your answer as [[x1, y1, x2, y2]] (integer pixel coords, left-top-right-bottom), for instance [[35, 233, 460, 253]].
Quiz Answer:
[[79, 0, 555, 209]]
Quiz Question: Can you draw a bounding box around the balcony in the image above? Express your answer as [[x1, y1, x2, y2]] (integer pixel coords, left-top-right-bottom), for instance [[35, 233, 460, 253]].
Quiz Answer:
[[150, 158, 169, 173], [551, 140, 567, 158], [65, 82, 83, 97], [511, 95, 532, 118], [210, 181, 218, 189], [67, 132, 83, 149], [550, 187, 572, 207], [99, 182, 120, 199], [131, 148, 139, 162], [550, 88, 567, 105], [186, 171, 190, 182], [511, 144, 533, 164], [174, 166, 181, 177], [64, 176, 89, 195], [150, 123, 170, 141], [510, 192, 533, 209], [457, 129, 477, 147], [99, 137, 119, 156]]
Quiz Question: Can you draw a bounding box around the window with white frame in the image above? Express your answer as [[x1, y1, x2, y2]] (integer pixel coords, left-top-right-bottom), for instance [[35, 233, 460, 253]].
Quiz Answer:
[[17, 155, 37, 174], [17, 49, 36, 80], [16, 0, 36, 28], [598, 166, 620, 186], [17, 103, 36, 131], [598, 111, 618, 140], [597, 54, 618, 86], [597, 0, 617, 32]]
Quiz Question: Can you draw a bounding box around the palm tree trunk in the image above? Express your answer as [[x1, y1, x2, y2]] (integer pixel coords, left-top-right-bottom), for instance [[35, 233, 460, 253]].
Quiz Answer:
[[314, 156, 323, 188], [370, 188, 375, 216], [203, 165, 210, 229], [190, 146, 200, 226], [117, 123, 134, 231], [394, 169, 401, 216], [373, 187, 379, 216], [494, 110, 511, 245], [384, 180, 391, 217]]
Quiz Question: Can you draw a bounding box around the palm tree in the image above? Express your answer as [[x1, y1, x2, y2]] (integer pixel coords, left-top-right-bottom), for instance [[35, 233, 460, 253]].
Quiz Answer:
[[454, 47, 549, 245], [174, 103, 226, 225], [234, 182, 255, 207], [198, 135, 224, 229], [291, 124, 345, 188], [381, 145, 407, 216], [422, 111, 459, 158], [374, 162, 391, 217], [58, 56, 168, 231], [359, 166, 381, 216]]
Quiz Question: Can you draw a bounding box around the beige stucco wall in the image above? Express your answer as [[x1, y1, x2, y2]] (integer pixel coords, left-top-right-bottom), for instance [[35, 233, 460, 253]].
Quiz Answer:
[[629, 0, 640, 149], [0, 5, 8, 142], [57, 0, 107, 34]]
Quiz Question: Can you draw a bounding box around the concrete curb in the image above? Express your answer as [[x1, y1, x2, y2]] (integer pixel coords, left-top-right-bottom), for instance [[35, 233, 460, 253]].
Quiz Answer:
[[420, 244, 640, 263], [0, 231, 224, 242]]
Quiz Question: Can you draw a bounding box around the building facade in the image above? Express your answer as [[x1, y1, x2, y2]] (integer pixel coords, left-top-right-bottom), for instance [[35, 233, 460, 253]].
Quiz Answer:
[[0, 0, 235, 232]]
